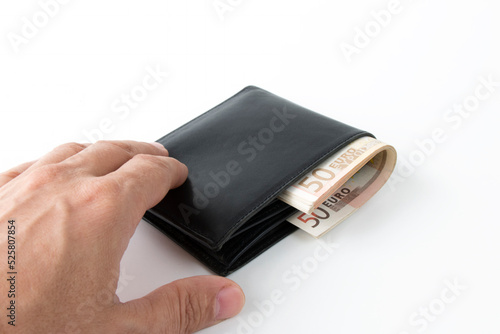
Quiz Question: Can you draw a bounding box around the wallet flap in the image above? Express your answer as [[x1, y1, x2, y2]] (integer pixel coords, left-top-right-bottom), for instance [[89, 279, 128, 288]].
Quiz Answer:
[[149, 86, 372, 250]]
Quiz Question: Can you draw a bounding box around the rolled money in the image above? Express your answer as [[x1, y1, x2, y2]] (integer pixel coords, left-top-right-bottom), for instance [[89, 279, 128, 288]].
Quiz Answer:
[[285, 140, 397, 237], [279, 136, 396, 214]]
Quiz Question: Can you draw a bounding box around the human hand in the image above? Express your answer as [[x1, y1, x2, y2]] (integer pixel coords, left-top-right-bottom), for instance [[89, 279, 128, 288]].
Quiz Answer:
[[0, 141, 245, 334]]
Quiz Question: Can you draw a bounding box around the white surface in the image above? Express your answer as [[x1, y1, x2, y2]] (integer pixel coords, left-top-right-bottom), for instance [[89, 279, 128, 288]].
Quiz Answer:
[[1, 0, 500, 333]]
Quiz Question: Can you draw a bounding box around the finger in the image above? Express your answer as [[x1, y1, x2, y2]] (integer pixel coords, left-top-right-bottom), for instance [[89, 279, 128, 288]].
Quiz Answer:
[[65, 140, 169, 176], [28, 142, 91, 169], [106, 154, 188, 219], [117, 276, 245, 334], [0, 160, 37, 188]]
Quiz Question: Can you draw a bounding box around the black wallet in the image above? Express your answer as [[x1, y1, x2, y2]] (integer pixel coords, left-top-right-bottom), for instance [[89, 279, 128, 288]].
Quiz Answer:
[[143, 86, 373, 276]]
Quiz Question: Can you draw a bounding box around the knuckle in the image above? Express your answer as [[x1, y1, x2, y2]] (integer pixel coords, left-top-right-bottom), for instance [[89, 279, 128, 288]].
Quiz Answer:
[[25, 164, 64, 190], [133, 155, 173, 186], [55, 142, 87, 154], [136, 154, 171, 171], [69, 179, 122, 236], [134, 153, 158, 162], [122, 284, 212, 334], [78, 178, 121, 206], [174, 286, 206, 333], [95, 140, 135, 156], [0, 170, 21, 181], [120, 299, 162, 334]]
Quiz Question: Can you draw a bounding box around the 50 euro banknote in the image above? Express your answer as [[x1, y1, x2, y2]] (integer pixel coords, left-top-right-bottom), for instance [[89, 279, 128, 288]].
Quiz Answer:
[[279, 136, 397, 238]]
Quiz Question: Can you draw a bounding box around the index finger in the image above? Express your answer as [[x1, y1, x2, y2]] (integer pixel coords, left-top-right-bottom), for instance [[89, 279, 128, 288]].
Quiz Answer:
[[106, 153, 188, 218], [64, 140, 170, 176]]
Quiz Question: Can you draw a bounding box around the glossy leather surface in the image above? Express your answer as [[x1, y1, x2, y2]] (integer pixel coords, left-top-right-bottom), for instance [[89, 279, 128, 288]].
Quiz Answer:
[[143, 86, 372, 275]]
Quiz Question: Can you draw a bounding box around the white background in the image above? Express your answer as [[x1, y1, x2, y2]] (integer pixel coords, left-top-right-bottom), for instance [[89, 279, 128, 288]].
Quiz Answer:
[[1, 0, 500, 333]]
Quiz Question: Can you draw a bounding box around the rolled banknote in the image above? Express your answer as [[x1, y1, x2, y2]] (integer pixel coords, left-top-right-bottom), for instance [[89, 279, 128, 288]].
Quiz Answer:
[[280, 136, 397, 237]]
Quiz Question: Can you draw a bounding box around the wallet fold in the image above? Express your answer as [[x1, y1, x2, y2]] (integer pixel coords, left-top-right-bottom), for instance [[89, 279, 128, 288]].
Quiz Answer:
[[143, 86, 373, 276]]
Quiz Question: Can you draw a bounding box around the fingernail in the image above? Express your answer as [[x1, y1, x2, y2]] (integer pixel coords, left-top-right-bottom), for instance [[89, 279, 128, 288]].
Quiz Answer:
[[150, 142, 167, 150], [216, 285, 245, 320]]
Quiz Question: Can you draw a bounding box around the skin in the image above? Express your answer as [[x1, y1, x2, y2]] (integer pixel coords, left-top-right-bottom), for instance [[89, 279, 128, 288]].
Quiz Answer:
[[0, 141, 245, 334]]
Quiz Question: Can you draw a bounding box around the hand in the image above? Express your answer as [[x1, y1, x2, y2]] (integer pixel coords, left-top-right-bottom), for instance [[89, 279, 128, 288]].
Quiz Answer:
[[0, 141, 245, 334]]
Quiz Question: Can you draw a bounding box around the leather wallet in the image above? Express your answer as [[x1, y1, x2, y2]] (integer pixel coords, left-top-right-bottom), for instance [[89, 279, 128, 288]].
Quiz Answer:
[[143, 86, 373, 276]]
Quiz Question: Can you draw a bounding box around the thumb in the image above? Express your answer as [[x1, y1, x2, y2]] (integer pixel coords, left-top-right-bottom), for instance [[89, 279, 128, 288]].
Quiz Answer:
[[119, 275, 245, 333]]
